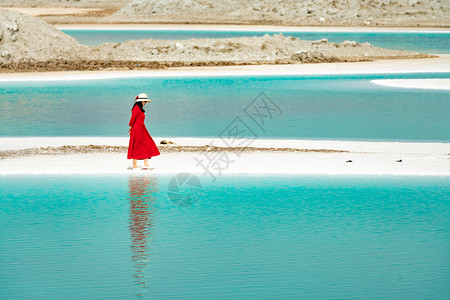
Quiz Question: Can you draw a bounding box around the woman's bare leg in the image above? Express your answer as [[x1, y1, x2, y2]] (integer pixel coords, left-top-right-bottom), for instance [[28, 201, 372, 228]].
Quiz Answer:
[[144, 159, 149, 167], [133, 159, 138, 169]]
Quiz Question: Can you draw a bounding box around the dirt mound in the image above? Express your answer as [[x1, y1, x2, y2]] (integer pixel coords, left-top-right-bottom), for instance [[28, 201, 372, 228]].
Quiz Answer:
[[93, 33, 430, 64], [0, 9, 90, 65], [114, 0, 450, 26]]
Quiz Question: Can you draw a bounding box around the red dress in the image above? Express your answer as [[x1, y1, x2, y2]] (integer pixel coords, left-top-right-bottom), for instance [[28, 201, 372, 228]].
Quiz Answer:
[[127, 105, 160, 160]]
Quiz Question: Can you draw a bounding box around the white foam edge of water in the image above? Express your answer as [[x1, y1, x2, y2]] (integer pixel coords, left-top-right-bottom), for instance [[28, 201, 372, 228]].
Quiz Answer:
[[371, 78, 450, 90]]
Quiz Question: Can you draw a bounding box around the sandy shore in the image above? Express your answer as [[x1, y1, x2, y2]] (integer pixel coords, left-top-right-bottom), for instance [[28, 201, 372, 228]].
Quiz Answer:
[[1, 137, 449, 176]]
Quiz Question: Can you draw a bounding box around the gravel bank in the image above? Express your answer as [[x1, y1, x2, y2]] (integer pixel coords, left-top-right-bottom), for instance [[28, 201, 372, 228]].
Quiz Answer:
[[0, 144, 347, 159]]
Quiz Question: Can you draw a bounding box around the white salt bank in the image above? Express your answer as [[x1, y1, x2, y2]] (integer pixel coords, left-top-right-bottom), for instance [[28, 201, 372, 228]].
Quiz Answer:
[[372, 79, 450, 90]]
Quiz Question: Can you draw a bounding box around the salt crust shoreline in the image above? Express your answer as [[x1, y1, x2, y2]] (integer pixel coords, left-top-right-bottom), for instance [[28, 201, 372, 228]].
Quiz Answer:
[[1, 137, 449, 176], [371, 79, 450, 90], [0, 56, 449, 82]]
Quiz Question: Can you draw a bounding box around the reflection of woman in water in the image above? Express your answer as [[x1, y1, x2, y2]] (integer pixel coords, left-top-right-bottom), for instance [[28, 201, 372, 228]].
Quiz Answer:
[[128, 93, 160, 170], [128, 175, 159, 298]]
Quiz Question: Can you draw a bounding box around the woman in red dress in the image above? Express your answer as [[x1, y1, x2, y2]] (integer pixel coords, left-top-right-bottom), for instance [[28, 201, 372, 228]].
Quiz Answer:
[[128, 93, 160, 170]]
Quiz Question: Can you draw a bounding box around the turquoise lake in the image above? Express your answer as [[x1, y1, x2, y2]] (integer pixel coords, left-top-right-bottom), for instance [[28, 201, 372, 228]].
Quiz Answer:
[[0, 175, 449, 299], [1, 28, 449, 300], [63, 30, 450, 54], [1, 73, 449, 142]]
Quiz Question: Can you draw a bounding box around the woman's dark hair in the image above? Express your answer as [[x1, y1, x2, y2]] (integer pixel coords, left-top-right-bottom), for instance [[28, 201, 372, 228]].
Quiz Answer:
[[132, 101, 145, 113]]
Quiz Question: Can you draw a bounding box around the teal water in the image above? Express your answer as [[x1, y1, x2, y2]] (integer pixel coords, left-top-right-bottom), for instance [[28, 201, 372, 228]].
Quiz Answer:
[[0, 175, 449, 299], [63, 30, 450, 54], [1, 73, 449, 141]]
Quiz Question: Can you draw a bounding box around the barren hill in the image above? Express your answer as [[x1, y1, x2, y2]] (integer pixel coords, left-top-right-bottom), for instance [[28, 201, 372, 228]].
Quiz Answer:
[[0, 9, 90, 65], [114, 0, 450, 27]]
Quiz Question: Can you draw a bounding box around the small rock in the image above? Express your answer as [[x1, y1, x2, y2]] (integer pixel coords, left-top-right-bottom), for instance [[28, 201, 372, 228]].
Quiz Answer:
[[175, 42, 184, 50], [291, 49, 325, 63], [1, 50, 11, 60], [312, 38, 328, 45], [253, 4, 262, 11], [340, 40, 359, 47], [160, 140, 174, 145], [319, 17, 326, 23], [6, 20, 19, 34]]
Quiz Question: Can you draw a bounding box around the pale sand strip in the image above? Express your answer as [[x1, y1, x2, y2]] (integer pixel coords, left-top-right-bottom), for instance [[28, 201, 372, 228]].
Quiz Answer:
[[372, 79, 450, 90], [1, 151, 448, 176], [1, 56, 449, 82], [0, 7, 103, 16], [1, 137, 449, 175], [56, 24, 450, 33]]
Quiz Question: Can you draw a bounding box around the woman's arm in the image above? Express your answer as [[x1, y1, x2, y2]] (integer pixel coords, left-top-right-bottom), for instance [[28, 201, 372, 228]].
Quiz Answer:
[[128, 107, 140, 135], [129, 106, 139, 127]]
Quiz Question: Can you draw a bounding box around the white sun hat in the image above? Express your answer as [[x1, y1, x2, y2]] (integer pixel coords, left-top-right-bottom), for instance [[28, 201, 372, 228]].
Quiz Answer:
[[134, 93, 151, 102]]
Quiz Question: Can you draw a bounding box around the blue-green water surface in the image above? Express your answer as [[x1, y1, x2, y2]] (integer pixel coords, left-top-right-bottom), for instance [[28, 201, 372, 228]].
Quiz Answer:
[[63, 30, 450, 54], [1, 73, 449, 141], [0, 175, 449, 299]]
